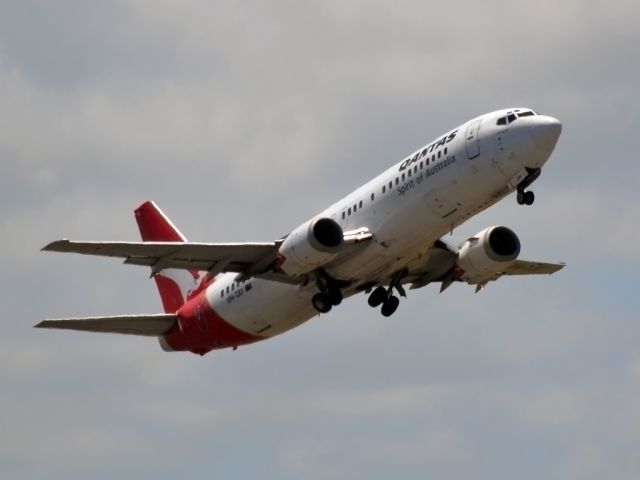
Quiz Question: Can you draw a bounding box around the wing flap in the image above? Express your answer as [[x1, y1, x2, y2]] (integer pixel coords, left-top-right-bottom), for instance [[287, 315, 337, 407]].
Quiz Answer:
[[35, 314, 178, 336]]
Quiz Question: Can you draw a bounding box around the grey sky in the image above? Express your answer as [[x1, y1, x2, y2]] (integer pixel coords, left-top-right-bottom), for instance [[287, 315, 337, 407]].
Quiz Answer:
[[2, 1, 639, 479]]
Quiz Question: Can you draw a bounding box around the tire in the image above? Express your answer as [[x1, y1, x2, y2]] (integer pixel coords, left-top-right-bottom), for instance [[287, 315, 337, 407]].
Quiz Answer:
[[516, 190, 525, 205], [368, 286, 388, 307], [328, 287, 343, 306], [381, 295, 400, 317], [312, 293, 332, 313], [524, 191, 535, 205]]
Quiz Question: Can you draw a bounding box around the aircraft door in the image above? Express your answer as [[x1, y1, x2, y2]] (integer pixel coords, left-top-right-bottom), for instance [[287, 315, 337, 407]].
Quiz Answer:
[[465, 120, 481, 159]]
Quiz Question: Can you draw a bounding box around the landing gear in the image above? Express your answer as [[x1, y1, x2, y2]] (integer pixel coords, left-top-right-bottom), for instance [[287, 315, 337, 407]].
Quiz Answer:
[[367, 286, 387, 307], [311, 269, 346, 313], [312, 293, 333, 313], [517, 189, 535, 206], [327, 286, 343, 306], [515, 167, 540, 206], [367, 270, 407, 317], [380, 295, 400, 317]]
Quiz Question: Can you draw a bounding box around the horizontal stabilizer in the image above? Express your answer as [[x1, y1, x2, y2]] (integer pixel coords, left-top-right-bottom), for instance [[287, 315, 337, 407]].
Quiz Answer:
[[35, 314, 178, 336]]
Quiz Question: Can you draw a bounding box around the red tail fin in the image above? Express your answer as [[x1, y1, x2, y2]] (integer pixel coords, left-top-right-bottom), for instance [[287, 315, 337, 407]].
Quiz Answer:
[[135, 201, 186, 242], [134, 201, 202, 313]]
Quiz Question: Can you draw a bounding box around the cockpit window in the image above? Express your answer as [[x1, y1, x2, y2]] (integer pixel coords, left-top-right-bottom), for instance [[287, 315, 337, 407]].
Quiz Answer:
[[497, 109, 537, 125]]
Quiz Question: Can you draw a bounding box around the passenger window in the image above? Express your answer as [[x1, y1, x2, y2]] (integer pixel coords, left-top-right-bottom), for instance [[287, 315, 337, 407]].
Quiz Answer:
[[370, 193, 374, 201], [353, 204, 357, 212], [382, 185, 386, 193], [408, 169, 412, 177], [419, 161, 423, 169], [401, 173, 405, 181], [444, 147, 448, 155], [432, 154, 436, 162], [359, 200, 363, 208], [220, 290, 224, 298], [395, 178, 399, 185], [414, 166, 418, 174], [389, 181, 392, 189], [438, 151, 441, 158], [342, 211, 346, 219], [226, 286, 230, 294]]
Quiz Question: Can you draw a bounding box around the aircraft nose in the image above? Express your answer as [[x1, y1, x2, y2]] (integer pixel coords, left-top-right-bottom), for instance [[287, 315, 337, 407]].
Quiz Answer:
[[530, 116, 562, 152]]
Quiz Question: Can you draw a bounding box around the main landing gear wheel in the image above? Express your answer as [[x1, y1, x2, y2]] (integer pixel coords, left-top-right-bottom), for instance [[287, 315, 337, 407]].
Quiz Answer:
[[368, 286, 388, 307], [327, 287, 343, 306], [381, 295, 400, 317], [312, 293, 332, 313], [517, 190, 535, 206]]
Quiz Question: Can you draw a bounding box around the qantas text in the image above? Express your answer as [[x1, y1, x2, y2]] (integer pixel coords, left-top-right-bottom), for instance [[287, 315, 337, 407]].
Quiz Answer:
[[398, 130, 458, 172], [397, 156, 457, 196]]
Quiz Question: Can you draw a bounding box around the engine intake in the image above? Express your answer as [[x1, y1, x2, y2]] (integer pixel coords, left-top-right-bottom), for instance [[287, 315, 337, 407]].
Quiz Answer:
[[278, 217, 344, 275], [308, 218, 344, 252], [456, 226, 520, 283]]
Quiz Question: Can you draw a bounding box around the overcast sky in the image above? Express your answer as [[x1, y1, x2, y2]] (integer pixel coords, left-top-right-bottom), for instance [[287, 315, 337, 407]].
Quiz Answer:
[[2, 1, 640, 479]]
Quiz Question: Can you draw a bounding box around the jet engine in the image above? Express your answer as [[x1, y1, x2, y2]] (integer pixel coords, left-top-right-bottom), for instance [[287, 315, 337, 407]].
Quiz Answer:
[[456, 226, 520, 283], [278, 217, 344, 275]]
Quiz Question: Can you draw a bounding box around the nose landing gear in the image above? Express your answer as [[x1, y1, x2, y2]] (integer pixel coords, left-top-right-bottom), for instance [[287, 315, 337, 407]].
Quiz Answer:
[[515, 167, 540, 206]]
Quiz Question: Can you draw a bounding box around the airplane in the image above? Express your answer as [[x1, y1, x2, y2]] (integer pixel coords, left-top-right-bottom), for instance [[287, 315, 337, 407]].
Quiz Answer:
[[37, 107, 564, 356]]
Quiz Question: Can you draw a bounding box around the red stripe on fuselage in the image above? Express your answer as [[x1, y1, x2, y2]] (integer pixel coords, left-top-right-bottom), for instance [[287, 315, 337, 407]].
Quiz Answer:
[[163, 291, 262, 355]]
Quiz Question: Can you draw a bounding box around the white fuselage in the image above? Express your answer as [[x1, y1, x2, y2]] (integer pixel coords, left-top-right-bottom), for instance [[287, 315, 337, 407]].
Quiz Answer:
[[204, 108, 559, 340]]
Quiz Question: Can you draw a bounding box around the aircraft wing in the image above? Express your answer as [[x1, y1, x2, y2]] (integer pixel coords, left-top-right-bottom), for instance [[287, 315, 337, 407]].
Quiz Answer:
[[43, 240, 279, 277], [35, 314, 177, 336], [403, 241, 564, 290], [43, 227, 374, 281], [501, 259, 565, 275]]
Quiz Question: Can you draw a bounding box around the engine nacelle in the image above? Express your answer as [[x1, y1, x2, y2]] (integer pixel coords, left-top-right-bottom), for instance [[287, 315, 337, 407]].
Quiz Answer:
[[278, 217, 344, 275], [456, 226, 520, 283]]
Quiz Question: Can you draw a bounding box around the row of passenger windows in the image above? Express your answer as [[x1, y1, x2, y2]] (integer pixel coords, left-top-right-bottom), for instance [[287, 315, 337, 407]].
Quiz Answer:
[[340, 146, 448, 219], [342, 200, 364, 218]]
